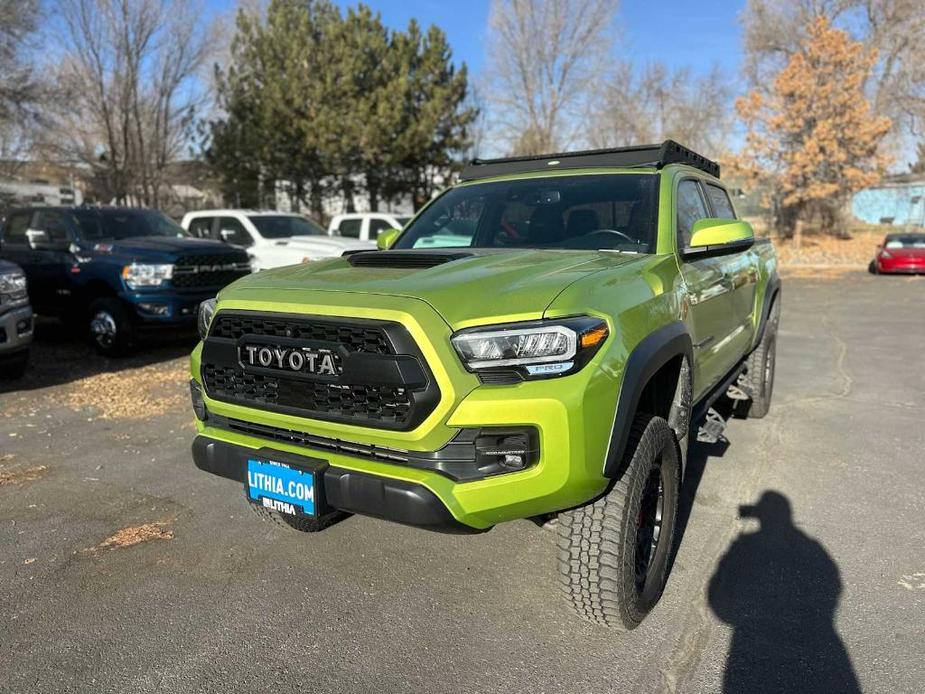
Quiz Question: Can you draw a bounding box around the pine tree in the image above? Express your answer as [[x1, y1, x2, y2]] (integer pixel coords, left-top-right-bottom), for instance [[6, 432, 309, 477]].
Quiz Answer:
[[207, 1, 475, 216]]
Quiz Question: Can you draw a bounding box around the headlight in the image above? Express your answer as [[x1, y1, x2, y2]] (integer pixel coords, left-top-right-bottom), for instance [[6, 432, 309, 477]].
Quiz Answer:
[[0, 271, 28, 307], [122, 263, 174, 289], [451, 317, 609, 379], [197, 298, 217, 339]]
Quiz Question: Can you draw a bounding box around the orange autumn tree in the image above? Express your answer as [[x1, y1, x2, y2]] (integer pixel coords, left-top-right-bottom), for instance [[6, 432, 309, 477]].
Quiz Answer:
[[735, 16, 892, 237]]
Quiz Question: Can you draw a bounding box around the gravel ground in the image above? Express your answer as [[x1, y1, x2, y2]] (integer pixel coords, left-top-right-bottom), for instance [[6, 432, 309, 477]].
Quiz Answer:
[[1, 273, 923, 693]]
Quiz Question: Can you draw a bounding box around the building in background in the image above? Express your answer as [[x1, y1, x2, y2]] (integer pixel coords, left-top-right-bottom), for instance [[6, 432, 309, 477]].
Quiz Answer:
[[852, 174, 925, 227]]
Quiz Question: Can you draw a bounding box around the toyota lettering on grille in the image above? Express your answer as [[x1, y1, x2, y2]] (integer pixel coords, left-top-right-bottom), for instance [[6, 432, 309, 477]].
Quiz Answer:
[[240, 344, 340, 376]]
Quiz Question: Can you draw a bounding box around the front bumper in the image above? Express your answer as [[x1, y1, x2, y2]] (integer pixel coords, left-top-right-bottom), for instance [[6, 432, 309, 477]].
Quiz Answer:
[[191, 293, 620, 531], [878, 261, 925, 274], [0, 304, 34, 356], [122, 290, 214, 326], [193, 436, 480, 533]]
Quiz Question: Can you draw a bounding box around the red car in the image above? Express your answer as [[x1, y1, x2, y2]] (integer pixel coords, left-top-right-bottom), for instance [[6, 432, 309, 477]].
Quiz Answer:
[[871, 232, 925, 274]]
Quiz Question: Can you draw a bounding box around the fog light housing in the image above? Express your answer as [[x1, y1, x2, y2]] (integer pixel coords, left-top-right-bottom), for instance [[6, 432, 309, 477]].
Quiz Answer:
[[138, 302, 170, 317], [189, 380, 208, 421], [16, 317, 32, 336], [474, 429, 538, 475]]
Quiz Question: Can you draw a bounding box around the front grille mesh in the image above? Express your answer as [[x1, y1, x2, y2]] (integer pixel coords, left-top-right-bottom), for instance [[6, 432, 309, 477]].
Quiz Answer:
[[202, 364, 413, 424], [210, 315, 390, 354], [173, 253, 250, 289]]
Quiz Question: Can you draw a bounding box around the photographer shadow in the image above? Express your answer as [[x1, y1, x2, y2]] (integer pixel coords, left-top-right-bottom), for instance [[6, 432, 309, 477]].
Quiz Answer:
[[708, 491, 859, 693]]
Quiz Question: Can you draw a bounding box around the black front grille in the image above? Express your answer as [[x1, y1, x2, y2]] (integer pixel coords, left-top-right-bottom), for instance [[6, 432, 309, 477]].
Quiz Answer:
[[0, 327, 6, 344], [210, 315, 390, 354], [203, 364, 413, 424], [211, 414, 410, 464], [200, 311, 439, 430], [173, 252, 250, 289]]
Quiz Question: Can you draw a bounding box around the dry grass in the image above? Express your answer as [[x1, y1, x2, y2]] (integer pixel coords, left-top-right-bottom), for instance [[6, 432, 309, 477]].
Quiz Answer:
[[0, 464, 48, 487], [91, 521, 175, 552], [773, 229, 881, 268], [62, 361, 189, 420]]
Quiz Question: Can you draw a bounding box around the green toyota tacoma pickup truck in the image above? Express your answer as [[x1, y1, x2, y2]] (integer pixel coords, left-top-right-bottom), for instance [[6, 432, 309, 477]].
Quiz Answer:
[[189, 141, 780, 630]]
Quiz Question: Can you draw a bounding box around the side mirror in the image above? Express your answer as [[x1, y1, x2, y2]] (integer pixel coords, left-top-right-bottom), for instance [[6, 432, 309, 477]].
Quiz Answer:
[[219, 229, 236, 243], [683, 219, 754, 259], [377, 228, 401, 250]]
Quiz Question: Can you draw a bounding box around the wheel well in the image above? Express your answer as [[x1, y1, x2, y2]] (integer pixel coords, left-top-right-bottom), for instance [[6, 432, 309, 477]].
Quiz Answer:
[[84, 280, 116, 300], [637, 355, 691, 439]]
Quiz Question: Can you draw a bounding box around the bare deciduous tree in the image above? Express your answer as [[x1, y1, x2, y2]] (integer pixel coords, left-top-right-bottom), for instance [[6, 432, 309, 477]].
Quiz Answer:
[[484, 0, 619, 155], [0, 0, 43, 179], [47, 0, 216, 205], [587, 62, 732, 158], [742, 0, 925, 139]]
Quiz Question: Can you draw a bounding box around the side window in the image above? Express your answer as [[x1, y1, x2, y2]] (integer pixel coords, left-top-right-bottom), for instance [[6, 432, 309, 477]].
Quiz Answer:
[[2, 212, 32, 245], [677, 179, 709, 249], [188, 217, 215, 239], [705, 184, 737, 219], [338, 219, 362, 239], [368, 218, 392, 237], [34, 211, 72, 242], [411, 196, 485, 248], [217, 217, 252, 247]]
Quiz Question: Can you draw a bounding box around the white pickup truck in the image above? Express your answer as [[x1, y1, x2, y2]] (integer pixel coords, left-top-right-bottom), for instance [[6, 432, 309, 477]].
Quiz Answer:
[[182, 210, 374, 270], [328, 212, 411, 241]]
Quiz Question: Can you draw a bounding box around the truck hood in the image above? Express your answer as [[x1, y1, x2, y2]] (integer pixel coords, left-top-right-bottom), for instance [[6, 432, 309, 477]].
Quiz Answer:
[[0, 259, 23, 274], [88, 236, 235, 259], [223, 248, 643, 328]]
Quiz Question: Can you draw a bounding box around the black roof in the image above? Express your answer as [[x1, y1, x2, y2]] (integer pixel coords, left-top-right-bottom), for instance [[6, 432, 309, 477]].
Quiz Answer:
[[460, 140, 720, 181]]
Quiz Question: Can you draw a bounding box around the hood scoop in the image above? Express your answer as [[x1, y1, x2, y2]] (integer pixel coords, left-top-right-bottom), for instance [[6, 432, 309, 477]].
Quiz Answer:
[[347, 251, 473, 269]]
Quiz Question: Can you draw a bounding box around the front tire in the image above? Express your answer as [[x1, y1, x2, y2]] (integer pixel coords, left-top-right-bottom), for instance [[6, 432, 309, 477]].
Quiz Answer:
[[557, 414, 680, 630], [247, 496, 347, 533], [0, 350, 29, 380], [88, 298, 135, 357]]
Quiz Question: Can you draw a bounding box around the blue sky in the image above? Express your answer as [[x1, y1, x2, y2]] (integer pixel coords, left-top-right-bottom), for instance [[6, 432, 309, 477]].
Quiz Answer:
[[208, 0, 748, 81]]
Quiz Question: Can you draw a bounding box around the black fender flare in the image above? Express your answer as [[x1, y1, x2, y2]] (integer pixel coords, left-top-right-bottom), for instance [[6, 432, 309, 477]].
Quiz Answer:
[[755, 273, 781, 344], [602, 320, 693, 479]]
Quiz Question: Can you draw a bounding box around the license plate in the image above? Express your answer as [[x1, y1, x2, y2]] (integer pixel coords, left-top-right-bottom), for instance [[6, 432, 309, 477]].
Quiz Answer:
[[246, 458, 315, 517]]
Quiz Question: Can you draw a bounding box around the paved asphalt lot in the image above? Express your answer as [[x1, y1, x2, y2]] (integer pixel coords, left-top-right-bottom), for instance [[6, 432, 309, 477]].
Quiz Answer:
[[1, 273, 923, 693]]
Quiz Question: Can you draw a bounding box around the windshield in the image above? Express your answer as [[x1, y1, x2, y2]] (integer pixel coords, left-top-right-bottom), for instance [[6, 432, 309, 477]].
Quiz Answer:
[[884, 235, 925, 249], [249, 215, 326, 238], [395, 174, 659, 253], [396, 216, 412, 227], [72, 209, 188, 240]]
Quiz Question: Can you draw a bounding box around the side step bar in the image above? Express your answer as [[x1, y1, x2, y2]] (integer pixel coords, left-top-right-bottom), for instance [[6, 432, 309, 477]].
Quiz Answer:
[[692, 357, 749, 444]]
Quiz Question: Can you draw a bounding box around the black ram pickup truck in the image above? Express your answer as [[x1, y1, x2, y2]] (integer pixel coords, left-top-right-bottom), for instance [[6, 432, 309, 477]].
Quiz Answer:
[[0, 207, 251, 355]]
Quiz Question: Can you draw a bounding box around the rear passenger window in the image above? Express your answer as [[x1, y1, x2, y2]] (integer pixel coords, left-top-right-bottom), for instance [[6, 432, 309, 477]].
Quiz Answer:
[[337, 219, 362, 238], [188, 217, 214, 239], [35, 211, 72, 242], [677, 180, 709, 248], [705, 185, 737, 219], [217, 217, 252, 247], [368, 218, 392, 236], [2, 212, 32, 245]]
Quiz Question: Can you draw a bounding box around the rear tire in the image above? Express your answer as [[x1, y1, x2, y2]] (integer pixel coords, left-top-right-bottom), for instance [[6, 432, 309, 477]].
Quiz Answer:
[[744, 299, 780, 418], [556, 414, 680, 630], [88, 298, 135, 357]]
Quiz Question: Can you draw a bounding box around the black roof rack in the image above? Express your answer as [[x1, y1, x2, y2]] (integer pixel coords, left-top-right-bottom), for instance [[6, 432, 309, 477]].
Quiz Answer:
[[460, 140, 720, 181]]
